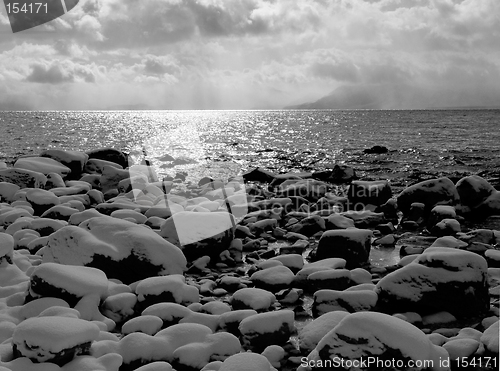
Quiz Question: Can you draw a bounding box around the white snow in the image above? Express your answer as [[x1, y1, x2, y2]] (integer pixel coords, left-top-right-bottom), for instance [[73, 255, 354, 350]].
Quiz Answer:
[[135, 275, 199, 304], [31, 263, 109, 299], [0, 233, 14, 257], [314, 311, 449, 371], [299, 311, 350, 352], [122, 315, 163, 336], [43, 216, 187, 276], [12, 316, 100, 361], [239, 310, 294, 335], [231, 288, 276, 311], [218, 352, 275, 371]]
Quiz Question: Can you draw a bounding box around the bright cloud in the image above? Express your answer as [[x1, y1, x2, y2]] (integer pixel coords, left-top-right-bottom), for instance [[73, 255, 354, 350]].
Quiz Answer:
[[0, 0, 499, 109]]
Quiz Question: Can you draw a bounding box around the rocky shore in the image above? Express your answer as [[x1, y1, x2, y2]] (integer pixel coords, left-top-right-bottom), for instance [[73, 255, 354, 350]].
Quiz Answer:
[[0, 147, 499, 371]]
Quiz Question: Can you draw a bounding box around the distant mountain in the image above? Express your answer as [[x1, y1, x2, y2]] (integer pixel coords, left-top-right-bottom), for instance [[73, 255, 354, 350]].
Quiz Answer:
[[286, 84, 425, 110], [285, 84, 500, 110]]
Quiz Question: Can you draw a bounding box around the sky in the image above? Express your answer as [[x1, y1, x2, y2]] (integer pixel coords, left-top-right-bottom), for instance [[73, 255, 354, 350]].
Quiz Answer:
[[0, 0, 499, 110]]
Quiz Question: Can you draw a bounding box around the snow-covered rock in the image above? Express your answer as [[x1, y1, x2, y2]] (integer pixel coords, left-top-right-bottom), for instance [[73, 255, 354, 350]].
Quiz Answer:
[[122, 315, 163, 336], [135, 275, 199, 310], [25, 189, 61, 216], [217, 352, 277, 371], [250, 265, 295, 292], [42, 216, 186, 284], [299, 311, 449, 371], [324, 213, 355, 230], [40, 149, 89, 179], [314, 229, 372, 268], [231, 288, 276, 311], [14, 157, 71, 178], [480, 320, 499, 354], [12, 316, 100, 365], [28, 263, 108, 306], [376, 247, 490, 317], [239, 310, 295, 351], [298, 311, 349, 352], [312, 289, 378, 316], [397, 177, 460, 214]]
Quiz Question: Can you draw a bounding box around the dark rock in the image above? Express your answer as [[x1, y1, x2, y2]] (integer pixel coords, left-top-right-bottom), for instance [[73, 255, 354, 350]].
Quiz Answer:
[[314, 229, 372, 268], [86, 148, 129, 169], [364, 145, 389, 154]]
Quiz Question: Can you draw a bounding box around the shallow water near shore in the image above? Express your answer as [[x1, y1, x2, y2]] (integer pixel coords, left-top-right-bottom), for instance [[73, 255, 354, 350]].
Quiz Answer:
[[1, 109, 499, 185]]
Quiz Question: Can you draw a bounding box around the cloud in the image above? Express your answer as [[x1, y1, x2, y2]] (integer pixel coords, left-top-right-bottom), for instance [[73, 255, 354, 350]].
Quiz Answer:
[[0, 0, 499, 109]]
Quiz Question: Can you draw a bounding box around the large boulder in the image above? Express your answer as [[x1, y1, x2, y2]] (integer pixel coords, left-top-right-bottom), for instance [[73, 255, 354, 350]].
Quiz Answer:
[[475, 191, 500, 217], [299, 312, 448, 371], [14, 157, 71, 178], [42, 216, 187, 284], [277, 179, 328, 202], [397, 177, 460, 214], [456, 175, 496, 209], [40, 149, 89, 179], [12, 316, 101, 365], [86, 147, 129, 169], [314, 229, 372, 268], [0, 168, 47, 189], [27, 262, 108, 306], [347, 180, 392, 207], [159, 211, 235, 262], [375, 247, 489, 317]]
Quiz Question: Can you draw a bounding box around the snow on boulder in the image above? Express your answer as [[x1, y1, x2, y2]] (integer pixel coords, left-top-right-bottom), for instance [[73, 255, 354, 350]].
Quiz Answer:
[[0, 182, 20, 203], [159, 211, 235, 263], [312, 290, 378, 317], [61, 353, 123, 371], [480, 320, 499, 354], [25, 189, 61, 216], [305, 269, 353, 292], [298, 311, 349, 353], [250, 265, 295, 292], [397, 177, 459, 214], [299, 312, 448, 371], [42, 216, 187, 284], [314, 229, 372, 268], [171, 331, 241, 370], [376, 247, 489, 317], [135, 275, 199, 311], [0, 168, 47, 189], [218, 352, 277, 371], [231, 288, 276, 311], [427, 205, 456, 228], [0, 233, 14, 260], [40, 149, 89, 179], [141, 303, 192, 328], [239, 310, 295, 352], [27, 262, 108, 306], [14, 157, 71, 178], [218, 310, 258, 336], [122, 315, 163, 336], [12, 316, 100, 365]]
